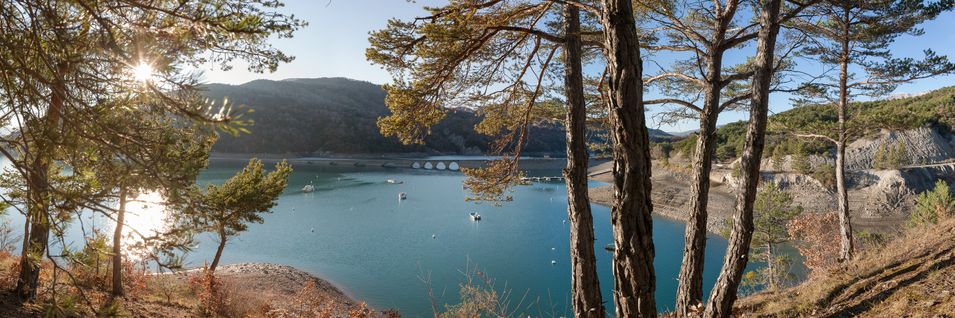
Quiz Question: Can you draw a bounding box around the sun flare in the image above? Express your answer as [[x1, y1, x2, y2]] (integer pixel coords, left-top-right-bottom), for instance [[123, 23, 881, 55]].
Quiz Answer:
[[120, 191, 168, 260], [132, 62, 154, 82]]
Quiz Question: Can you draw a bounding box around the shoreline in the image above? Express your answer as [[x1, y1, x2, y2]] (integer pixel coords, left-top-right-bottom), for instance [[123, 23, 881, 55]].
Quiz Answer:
[[587, 162, 735, 233]]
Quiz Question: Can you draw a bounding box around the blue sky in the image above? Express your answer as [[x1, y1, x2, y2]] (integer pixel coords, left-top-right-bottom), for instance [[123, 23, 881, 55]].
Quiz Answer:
[[202, 0, 955, 132]]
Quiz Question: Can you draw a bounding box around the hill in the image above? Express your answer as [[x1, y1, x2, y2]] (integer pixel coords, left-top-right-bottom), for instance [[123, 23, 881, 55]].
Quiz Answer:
[[737, 217, 955, 316], [667, 86, 955, 163], [203, 78, 566, 156]]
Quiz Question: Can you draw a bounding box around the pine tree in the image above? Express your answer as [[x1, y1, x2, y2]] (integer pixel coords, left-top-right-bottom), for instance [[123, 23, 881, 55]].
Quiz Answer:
[[0, 0, 303, 300], [789, 0, 955, 261], [187, 159, 292, 273]]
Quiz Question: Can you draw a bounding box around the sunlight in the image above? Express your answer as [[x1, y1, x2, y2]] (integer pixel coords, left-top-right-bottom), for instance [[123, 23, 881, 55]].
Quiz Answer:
[[121, 191, 168, 260], [131, 62, 154, 83]]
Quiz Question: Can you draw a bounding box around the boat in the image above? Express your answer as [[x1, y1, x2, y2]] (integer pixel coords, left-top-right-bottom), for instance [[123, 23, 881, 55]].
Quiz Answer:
[[398, 192, 407, 200], [302, 184, 315, 193], [469, 212, 482, 221], [386, 179, 404, 184], [604, 244, 615, 252]]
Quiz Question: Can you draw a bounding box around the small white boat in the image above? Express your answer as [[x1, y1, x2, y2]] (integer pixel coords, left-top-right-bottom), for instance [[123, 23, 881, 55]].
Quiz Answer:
[[387, 179, 404, 184], [398, 192, 408, 200], [469, 212, 482, 221], [551, 260, 557, 265], [302, 184, 315, 193], [604, 244, 615, 252]]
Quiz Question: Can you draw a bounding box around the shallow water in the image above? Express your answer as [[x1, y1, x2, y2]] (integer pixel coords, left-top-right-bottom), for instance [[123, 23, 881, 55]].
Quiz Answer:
[[5, 159, 802, 316]]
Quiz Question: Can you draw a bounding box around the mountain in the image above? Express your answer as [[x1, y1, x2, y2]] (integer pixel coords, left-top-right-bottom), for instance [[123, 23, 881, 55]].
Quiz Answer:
[[202, 78, 566, 156]]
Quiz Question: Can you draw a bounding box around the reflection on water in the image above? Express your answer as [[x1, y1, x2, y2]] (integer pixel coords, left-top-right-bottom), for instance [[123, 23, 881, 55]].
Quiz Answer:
[[3, 159, 804, 316], [121, 191, 169, 261]]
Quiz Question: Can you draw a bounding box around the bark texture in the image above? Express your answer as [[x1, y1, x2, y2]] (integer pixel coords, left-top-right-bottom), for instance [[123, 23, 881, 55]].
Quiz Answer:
[[112, 187, 128, 298], [674, 2, 740, 314], [836, 31, 854, 261], [702, 0, 782, 316], [562, 4, 604, 317], [599, 0, 656, 316]]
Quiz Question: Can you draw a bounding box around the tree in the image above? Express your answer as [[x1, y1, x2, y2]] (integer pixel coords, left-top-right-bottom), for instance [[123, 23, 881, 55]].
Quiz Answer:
[[367, 2, 610, 316], [598, 0, 657, 315], [703, 0, 785, 315], [771, 145, 785, 171], [908, 180, 955, 227], [749, 182, 802, 289], [789, 0, 955, 261], [77, 105, 215, 298], [189, 159, 291, 273], [562, 4, 606, 317], [791, 146, 812, 174], [632, 0, 813, 310], [874, 142, 889, 169], [0, 0, 303, 300]]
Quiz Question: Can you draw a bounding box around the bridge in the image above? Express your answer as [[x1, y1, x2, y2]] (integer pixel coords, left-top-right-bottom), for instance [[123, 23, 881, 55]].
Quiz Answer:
[[285, 157, 579, 171]]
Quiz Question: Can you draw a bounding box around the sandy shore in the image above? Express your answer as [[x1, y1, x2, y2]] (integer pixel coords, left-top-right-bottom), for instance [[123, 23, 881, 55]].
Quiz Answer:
[[587, 161, 737, 232]]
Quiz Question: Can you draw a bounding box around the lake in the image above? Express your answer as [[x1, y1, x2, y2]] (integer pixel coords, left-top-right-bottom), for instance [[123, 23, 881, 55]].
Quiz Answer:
[[5, 159, 800, 316]]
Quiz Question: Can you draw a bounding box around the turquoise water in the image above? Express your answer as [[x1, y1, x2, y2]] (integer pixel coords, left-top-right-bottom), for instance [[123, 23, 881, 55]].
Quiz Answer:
[[185, 161, 754, 316], [4, 160, 798, 316]]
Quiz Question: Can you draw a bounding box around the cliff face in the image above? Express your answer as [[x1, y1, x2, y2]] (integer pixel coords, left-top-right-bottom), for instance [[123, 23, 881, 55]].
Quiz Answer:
[[846, 127, 955, 170]]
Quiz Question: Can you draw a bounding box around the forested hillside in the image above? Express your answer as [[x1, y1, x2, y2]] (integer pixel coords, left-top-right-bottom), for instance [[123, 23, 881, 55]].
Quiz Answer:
[[204, 78, 567, 155], [668, 86, 955, 162]]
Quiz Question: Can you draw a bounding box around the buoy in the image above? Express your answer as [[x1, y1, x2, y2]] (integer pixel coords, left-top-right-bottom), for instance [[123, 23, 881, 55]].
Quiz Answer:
[[551, 260, 557, 265], [551, 247, 556, 251], [562, 220, 567, 224], [310, 228, 315, 233], [432, 234, 437, 239]]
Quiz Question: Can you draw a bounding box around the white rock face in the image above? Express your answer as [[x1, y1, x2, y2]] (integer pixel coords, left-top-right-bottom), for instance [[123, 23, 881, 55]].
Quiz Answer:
[[846, 127, 955, 170]]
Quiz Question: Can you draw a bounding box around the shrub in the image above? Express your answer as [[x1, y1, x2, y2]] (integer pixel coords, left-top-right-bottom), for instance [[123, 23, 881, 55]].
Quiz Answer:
[[788, 212, 842, 277], [812, 163, 836, 190], [907, 180, 955, 227], [189, 268, 227, 316]]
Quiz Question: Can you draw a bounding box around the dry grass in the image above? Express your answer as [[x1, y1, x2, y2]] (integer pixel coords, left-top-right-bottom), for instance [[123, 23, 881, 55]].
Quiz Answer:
[[736, 218, 955, 317]]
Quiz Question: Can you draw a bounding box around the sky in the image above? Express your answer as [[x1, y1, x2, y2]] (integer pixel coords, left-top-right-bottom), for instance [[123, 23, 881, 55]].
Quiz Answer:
[[201, 0, 955, 132]]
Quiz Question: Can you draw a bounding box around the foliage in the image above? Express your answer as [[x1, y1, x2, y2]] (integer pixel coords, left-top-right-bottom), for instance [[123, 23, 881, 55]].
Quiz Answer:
[[791, 147, 812, 175], [812, 163, 837, 190], [189, 268, 227, 317], [874, 139, 910, 169], [185, 159, 292, 271], [908, 180, 955, 227], [788, 212, 842, 277]]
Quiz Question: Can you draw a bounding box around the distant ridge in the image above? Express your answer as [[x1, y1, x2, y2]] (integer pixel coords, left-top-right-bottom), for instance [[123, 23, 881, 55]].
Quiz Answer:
[[203, 78, 566, 156]]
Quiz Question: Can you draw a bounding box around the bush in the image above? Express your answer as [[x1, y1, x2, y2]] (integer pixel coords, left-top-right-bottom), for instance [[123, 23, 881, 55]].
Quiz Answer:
[[788, 212, 842, 277], [812, 163, 836, 190], [908, 180, 955, 227]]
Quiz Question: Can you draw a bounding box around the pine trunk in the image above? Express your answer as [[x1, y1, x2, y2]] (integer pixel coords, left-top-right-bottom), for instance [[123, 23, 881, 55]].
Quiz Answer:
[[112, 187, 128, 298], [16, 63, 66, 301], [563, 4, 604, 317], [702, 0, 781, 316], [674, 3, 738, 313], [836, 15, 854, 261], [599, 1, 656, 316], [210, 227, 227, 273]]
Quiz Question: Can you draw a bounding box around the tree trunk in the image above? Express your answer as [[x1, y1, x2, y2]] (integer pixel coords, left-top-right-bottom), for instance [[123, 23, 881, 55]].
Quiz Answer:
[[112, 187, 128, 298], [766, 242, 775, 290], [598, 1, 656, 316], [674, 2, 739, 313], [209, 227, 227, 273], [836, 12, 854, 261], [703, 0, 781, 316], [16, 63, 66, 301], [563, 4, 604, 318]]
